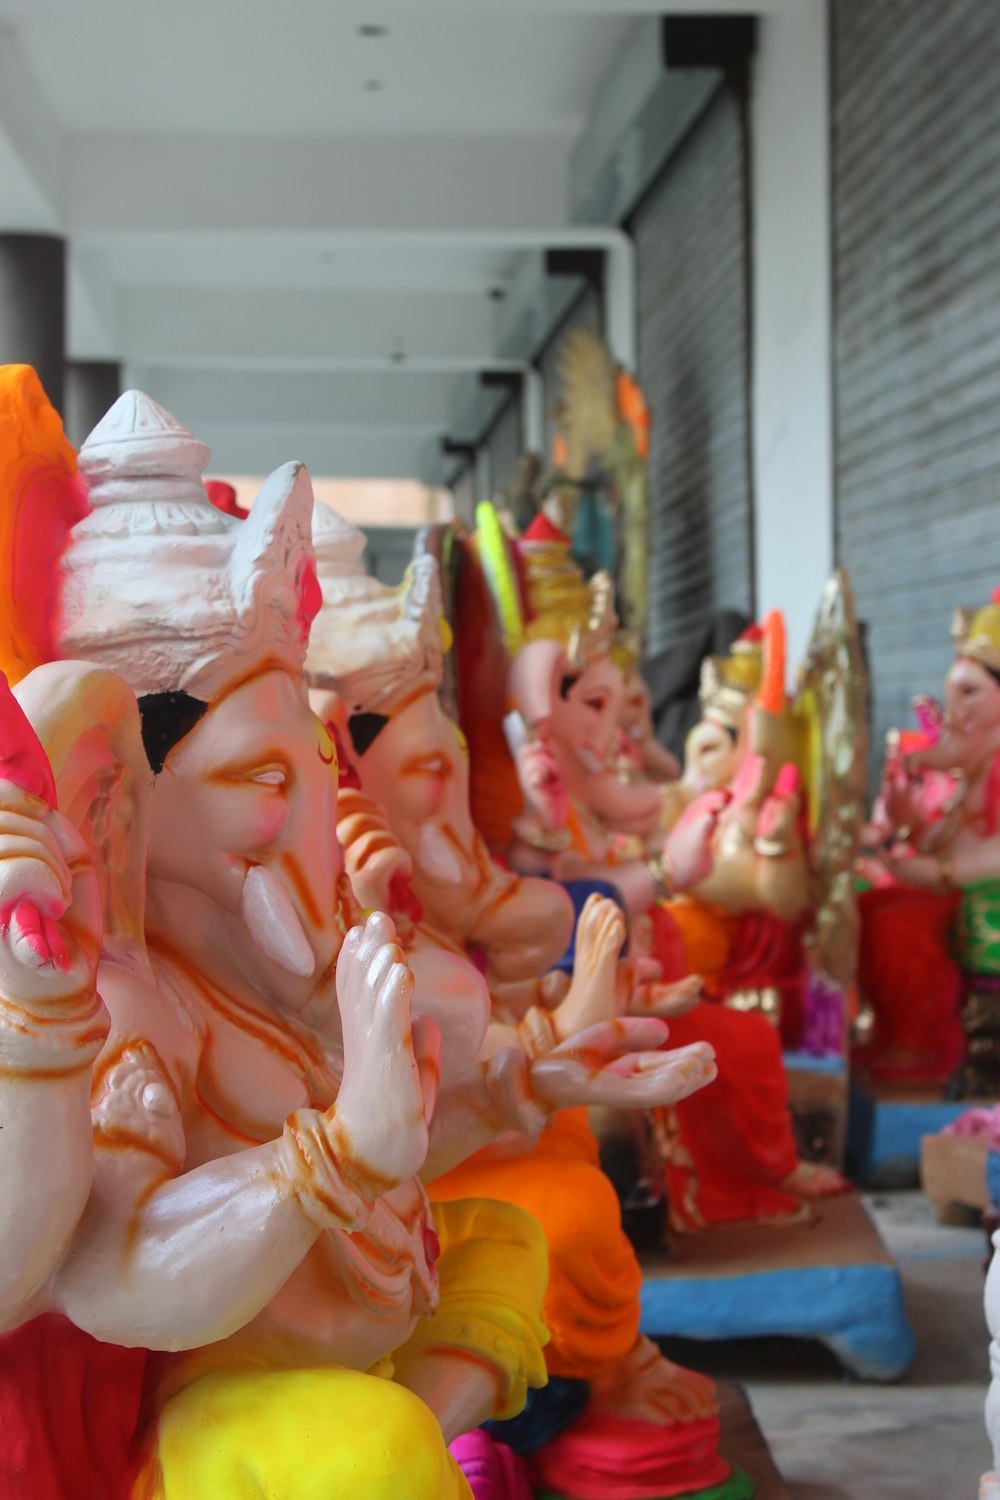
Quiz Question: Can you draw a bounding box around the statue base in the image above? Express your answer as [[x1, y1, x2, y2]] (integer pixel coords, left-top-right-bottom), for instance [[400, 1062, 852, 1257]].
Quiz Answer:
[[848, 1079, 991, 1187], [638, 1193, 915, 1382]]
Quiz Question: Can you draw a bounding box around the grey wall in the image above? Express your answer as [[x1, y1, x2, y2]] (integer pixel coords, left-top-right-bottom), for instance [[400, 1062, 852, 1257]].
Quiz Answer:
[[832, 0, 1000, 778]]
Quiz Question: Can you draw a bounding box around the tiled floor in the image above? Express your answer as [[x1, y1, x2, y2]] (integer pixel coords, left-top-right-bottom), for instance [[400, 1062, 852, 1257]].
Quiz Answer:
[[659, 1193, 991, 1499]]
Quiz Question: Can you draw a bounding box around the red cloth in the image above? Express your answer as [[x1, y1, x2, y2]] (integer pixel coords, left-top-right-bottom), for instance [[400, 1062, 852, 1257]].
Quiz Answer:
[[855, 885, 964, 1084], [664, 1004, 801, 1228], [714, 910, 807, 1051], [0, 1316, 146, 1500], [530, 1412, 729, 1500]]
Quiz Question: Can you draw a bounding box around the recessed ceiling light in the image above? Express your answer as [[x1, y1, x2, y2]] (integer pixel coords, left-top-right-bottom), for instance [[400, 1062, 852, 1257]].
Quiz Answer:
[[488, 286, 506, 302], [365, 78, 383, 92], [358, 24, 388, 38]]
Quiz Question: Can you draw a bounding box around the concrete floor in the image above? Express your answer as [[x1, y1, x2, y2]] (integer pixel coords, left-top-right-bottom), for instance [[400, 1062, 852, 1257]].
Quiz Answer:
[[659, 1193, 991, 1499]]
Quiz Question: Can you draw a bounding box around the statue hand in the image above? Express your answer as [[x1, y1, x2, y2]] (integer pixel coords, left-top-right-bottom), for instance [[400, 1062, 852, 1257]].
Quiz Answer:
[[331, 912, 441, 1195], [755, 763, 802, 847], [663, 789, 727, 891], [553, 893, 626, 1040], [530, 1017, 716, 1110], [628, 971, 703, 1019], [882, 849, 948, 890], [516, 736, 568, 832], [0, 782, 102, 1007]]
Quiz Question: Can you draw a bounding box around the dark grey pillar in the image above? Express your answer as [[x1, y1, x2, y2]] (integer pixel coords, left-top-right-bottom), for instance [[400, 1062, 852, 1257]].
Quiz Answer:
[[0, 234, 66, 414], [65, 360, 122, 446]]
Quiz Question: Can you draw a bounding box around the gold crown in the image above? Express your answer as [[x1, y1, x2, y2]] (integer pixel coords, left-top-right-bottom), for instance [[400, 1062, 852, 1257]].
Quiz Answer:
[[952, 588, 1000, 675], [698, 637, 763, 732], [519, 521, 617, 666]]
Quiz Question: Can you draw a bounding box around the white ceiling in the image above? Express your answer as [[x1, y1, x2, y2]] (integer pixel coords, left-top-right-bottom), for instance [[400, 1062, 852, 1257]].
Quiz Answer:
[[0, 0, 786, 482]]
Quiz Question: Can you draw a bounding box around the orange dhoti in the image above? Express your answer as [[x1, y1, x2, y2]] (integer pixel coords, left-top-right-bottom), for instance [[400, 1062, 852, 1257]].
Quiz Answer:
[[428, 1110, 641, 1381]]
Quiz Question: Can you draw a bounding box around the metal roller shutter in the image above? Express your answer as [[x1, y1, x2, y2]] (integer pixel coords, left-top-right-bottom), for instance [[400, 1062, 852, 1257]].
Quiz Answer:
[[832, 0, 1000, 777], [632, 84, 753, 654]]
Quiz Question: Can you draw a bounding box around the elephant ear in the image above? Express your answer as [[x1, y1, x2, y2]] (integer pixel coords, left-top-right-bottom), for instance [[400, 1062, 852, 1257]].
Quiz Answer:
[[792, 569, 868, 990], [449, 523, 525, 855], [14, 661, 152, 953], [0, 365, 88, 687]]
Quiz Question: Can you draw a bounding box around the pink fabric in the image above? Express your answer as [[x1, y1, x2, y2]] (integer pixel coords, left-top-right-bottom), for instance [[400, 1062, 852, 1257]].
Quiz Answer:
[[943, 1105, 1000, 1149], [529, 1412, 730, 1500], [449, 1430, 534, 1500]]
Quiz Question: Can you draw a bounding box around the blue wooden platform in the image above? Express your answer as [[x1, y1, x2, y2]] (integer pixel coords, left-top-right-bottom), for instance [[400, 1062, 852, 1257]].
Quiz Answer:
[[848, 1081, 972, 1186], [638, 1192, 915, 1382]]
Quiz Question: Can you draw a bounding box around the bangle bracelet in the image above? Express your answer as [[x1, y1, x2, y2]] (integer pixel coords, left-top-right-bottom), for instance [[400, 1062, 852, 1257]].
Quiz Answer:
[[938, 855, 955, 889], [646, 850, 675, 901]]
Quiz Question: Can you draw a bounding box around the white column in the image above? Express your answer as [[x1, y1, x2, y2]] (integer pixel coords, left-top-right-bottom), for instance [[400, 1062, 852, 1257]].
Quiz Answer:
[[751, 0, 833, 664]]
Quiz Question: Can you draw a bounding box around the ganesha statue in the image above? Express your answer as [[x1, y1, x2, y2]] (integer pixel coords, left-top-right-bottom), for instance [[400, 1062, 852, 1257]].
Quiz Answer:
[[304, 502, 752, 1500], [0, 368, 725, 1500], [450, 505, 856, 1231], [855, 587, 1000, 1096]]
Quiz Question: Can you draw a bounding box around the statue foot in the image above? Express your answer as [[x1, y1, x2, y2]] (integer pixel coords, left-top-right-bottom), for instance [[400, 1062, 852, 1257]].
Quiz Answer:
[[589, 1336, 718, 1425], [783, 1160, 851, 1199]]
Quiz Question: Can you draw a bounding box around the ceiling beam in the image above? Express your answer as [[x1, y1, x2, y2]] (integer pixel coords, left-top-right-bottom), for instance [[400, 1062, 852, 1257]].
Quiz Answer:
[[67, 132, 574, 235], [0, 23, 64, 228], [119, 284, 499, 363]]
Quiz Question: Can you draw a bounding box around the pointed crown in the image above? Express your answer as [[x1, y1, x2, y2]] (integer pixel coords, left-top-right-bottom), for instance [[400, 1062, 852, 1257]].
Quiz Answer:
[[58, 391, 318, 700], [305, 502, 449, 714], [953, 587, 1000, 676], [518, 513, 617, 667], [699, 626, 764, 732]]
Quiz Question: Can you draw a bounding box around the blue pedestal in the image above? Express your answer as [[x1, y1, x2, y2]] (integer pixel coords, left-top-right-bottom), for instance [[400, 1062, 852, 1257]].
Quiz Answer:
[[848, 1081, 971, 1186], [639, 1192, 915, 1382], [987, 1149, 1000, 1209]]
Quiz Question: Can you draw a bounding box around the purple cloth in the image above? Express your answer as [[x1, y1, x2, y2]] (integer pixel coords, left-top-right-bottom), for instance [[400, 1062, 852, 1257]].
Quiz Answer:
[[801, 971, 846, 1057], [450, 1429, 535, 1500]]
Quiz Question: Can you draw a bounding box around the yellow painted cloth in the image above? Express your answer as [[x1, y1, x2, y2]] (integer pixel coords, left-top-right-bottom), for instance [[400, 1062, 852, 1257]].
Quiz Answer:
[[130, 1196, 547, 1499], [429, 1111, 642, 1381], [131, 1365, 473, 1500], [405, 1198, 550, 1420]]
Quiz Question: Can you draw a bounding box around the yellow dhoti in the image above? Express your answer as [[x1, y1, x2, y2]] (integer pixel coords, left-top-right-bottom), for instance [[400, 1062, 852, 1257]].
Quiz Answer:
[[130, 1198, 548, 1500]]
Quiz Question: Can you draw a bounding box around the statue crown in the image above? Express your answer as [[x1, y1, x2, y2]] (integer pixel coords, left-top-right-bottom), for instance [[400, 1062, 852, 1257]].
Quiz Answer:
[[305, 503, 447, 714], [59, 392, 317, 700], [953, 587, 1000, 675], [699, 632, 764, 731]]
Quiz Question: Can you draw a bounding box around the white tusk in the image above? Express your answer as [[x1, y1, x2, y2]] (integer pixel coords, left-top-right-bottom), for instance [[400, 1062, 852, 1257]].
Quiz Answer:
[[241, 865, 316, 978], [414, 824, 463, 886]]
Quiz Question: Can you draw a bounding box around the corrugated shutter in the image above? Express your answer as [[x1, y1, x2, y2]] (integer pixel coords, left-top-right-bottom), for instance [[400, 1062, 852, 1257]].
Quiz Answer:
[[538, 285, 603, 457], [485, 397, 522, 500], [632, 85, 753, 655], [833, 0, 1000, 775]]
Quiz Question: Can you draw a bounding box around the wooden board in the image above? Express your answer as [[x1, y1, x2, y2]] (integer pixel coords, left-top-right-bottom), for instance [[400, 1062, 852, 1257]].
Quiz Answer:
[[639, 1192, 915, 1381]]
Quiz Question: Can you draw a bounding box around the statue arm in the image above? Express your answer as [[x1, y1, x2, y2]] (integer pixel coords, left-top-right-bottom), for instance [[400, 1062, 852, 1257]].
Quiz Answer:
[[55, 912, 440, 1350], [0, 1002, 108, 1331], [0, 790, 110, 1332], [52, 1122, 328, 1350]]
